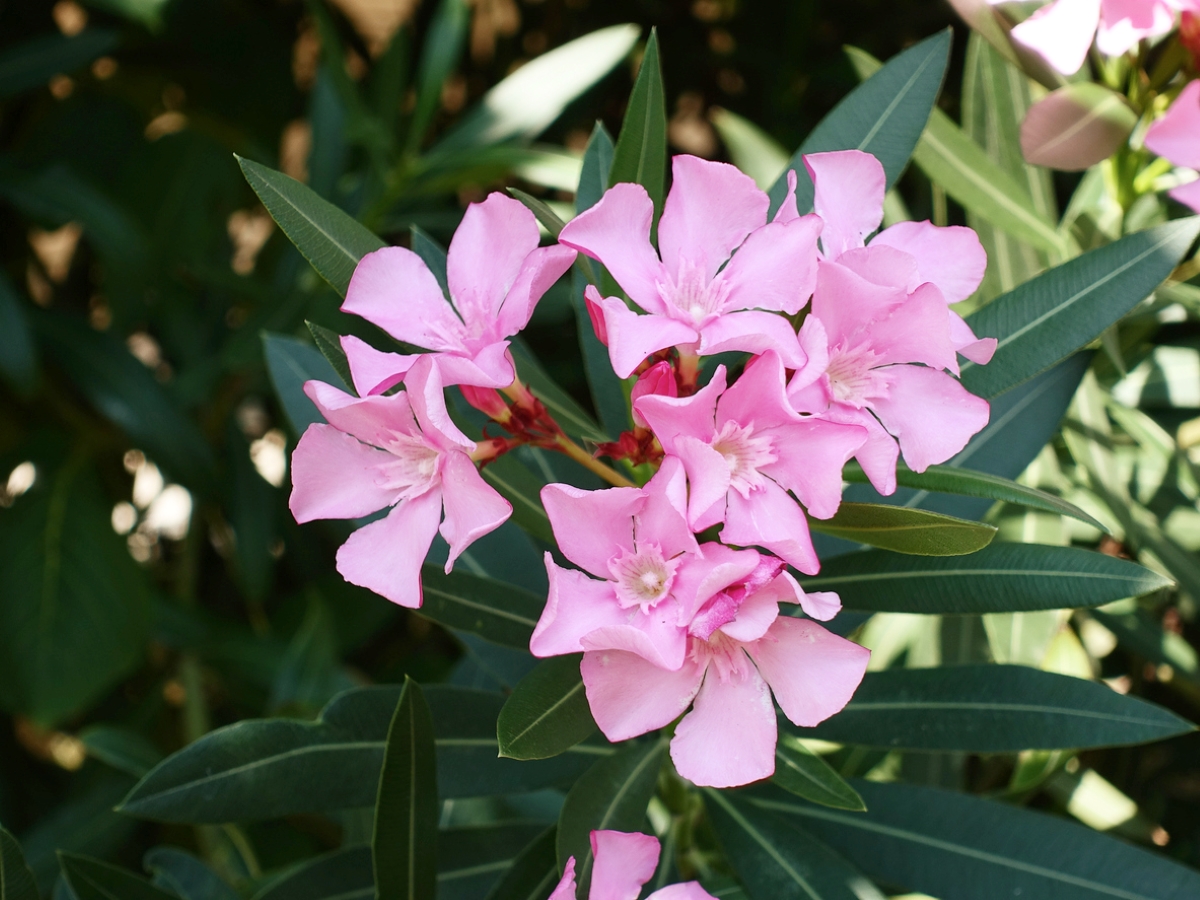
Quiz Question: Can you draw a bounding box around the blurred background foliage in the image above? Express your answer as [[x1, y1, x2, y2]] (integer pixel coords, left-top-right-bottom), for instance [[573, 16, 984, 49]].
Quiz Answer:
[[6, 0, 1200, 896]]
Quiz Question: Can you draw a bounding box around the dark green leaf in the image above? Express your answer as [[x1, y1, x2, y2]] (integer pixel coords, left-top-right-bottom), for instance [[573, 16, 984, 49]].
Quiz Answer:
[[262, 332, 345, 437], [767, 30, 950, 216], [79, 725, 162, 778], [374, 678, 439, 900], [962, 218, 1200, 398], [577, 122, 615, 213], [143, 848, 238, 900], [794, 665, 1195, 751], [306, 321, 354, 389], [556, 740, 665, 898], [608, 29, 667, 219], [405, 0, 470, 155], [237, 156, 385, 297], [507, 188, 567, 239], [771, 739, 865, 812], [119, 686, 606, 823], [0, 272, 37, 396], [59, 853, 176, 900], [0, 453, 151, 724], [750, 779, 1200, 900], [842, 463, 1105, 531], [706, 791, 881, 900], [268, 592, 354, 714], [0, 828, 38, 900], [801, 543, 1173, 614], [0, 30, 120, 98], [1091, 607, 1199, 682], [226, 420, 278, 604], [484, 827, 558, 900], [419, 565, 544, 649], [250, 847, 373, 900], [477, 455, 555, 546], [810, 503, 997, 556], [498, 655, 596, 760]]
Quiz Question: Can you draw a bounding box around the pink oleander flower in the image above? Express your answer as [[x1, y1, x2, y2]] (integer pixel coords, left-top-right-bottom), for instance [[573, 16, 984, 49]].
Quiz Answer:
[[988, 0, 1199, 75], [558, 154, 823, 378], [1145, 79, 1200, 213], [634, 351, 866, 575], [581, 556, 869, 788], [550, 830, 715, 900], [338, 192, 576, 393], [529, 457, 764, 671], [289, 356, 511, 608]]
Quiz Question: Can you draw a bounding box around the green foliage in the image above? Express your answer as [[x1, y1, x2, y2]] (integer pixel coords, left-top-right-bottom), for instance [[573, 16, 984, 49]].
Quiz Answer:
[[609, 29, 667, 220], [0, 829, 39, 900], [498, 655, 596, 760], [810, 503, 998, 556], [771, 740, 866, 812]]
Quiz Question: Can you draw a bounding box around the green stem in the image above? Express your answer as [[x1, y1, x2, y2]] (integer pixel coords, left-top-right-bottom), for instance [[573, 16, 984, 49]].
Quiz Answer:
[[554, 434, 637, 487]]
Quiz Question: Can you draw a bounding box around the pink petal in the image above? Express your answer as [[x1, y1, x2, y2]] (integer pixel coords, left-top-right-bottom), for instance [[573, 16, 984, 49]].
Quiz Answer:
[[658, 155, 769, 282], [582, 648, 705, 741], [589, 831, 661, 900], [871, 221, 988, 303], [335, 489, 443, 608], [811, 258, 908, 350], [1168, 178, 1200, 213], [865, 282, 960, 373], [872, 365, 991, 472], [672, 436, 732, 532], [404, 356, 474, 451], [828, 403, 900, 495], [1097, 0, 1175, 56], [646, 884, 719, 900], [749, 617, 870, 727], [718, 577, 782, 643], [1146, 81, 1200, 170], [305, 380, 419, 447], [633, 455, 700, 560], [772, 169, 800, 224], [530, 557, 628, 657], [722, 479, 819, 575], [584, 285, 609, 346], [630, 361, 678, 428], [340, 335, 419, 397], [600, 297, 699, 379], [720, 214, 823, 315], [496, 244, 578, 337], [788, 316, 832, 399], [289, 423, 400, 522], [803, 150, 885, 259], [558, 183, 669, 314], [1010, 0, 1101, 75], [542, 482, 641, 578], [790, 574, 843, 622], [764, 418, 867, 519], [674, 543, 763, 625], [949, 312, 997, 364], [696, 310, 805, 367], [580, 601, 690, 671], [438, 451, 511, 572], [446, 192, 541, 327], [343, 246, 465, 351], [671, 659, 777, 788], [835, 243, 920, 292], [432, 341, 516, 389], [715, 351, 800, 434], [549, 858, 577, 900], [635, 366, 725, 452]]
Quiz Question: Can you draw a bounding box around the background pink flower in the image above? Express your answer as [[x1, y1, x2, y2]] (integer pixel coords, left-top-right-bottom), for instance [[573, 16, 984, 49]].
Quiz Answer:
[[1145, 80, 1200, 213], [550, 830, 715, 900], [289, 357, 511, 607]]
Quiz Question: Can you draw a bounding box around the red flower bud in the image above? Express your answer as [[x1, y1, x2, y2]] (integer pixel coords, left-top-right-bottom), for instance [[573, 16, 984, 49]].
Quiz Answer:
[[630, 360, 678, 427], [460, 385, 511, 422], [583, 284, 609, 347]]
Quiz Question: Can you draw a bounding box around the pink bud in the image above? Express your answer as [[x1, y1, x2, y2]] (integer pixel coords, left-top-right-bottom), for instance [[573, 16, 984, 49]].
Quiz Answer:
[[630, 360, 678, 428], [460, 385, 510, 422], [583, 284, 608, 346]]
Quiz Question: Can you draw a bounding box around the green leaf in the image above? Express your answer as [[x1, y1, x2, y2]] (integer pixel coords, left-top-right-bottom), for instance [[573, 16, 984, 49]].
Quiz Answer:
[[374, 678, 439, 900], [85, 0, 171, 29], [767, 30, 950, 216], [1021, 83, 1137, 172], [405, 0, 470, 155], [706, 791, 881, 900], [59, 853, 176, 900], [79, 725, 163, 778], [237, 156, 385, 297], [434, 25, 639, 153], [33, 312, 215, 491], [795, 665, 1194, 751], [262, 332, 345, 437], [418, 565, 544, 649], [0, 453, 151, 725], [306, 321, 354, 389], [842, 463, 1106, 531], [608, 29, 667, 217], [0, 828, 38, 900], [771, 738, 866, 812], [498, 655, 596, 760], [556, 740, 665, 898], [268, 592, 353, 715], [143, 848, 238, 900], [507, 188, 568, 238], [961, 217, 1200, 398], [710, 107, 789, 190], [749, 779, 1200, 900], [484, 827, 558, 900], [119, 686, 607, 823], [478, 455, 556, 546], [810, 503, 997, 556], [801, 542, 1172, 614], [0, 272, 37, 397], [0, 30, 120, 98]]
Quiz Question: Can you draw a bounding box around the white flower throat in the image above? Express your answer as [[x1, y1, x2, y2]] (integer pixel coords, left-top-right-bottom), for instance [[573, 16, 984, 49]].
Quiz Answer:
[[609, 543, 680, 611]]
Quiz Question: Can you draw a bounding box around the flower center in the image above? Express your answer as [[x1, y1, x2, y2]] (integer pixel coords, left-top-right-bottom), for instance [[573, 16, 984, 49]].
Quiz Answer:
[[657, 258, 731, 326], [689, 631, 749, 682], [710, 420, 777, 498], [608, 543, 680, 611], [825, 342, 888, 407], [376, 431, 442, 500]]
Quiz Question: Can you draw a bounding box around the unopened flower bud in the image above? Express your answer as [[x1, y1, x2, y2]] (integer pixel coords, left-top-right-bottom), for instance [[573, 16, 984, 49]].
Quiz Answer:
[[630, 360, 678, 427], [583, 284, 609, 346], [1183, 13, 1200, 68], [460, 385, 511, 423]]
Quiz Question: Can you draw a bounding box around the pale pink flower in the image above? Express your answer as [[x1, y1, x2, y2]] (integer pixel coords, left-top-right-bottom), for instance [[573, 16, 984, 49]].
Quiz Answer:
[[340, 192, 575, 392], [795, 150, 996, 367], [530, 457, 763, 671], [581, 556, 869, 788], [289, 356, 511, 608], [558, 155, 823, 378], [635, 351, 866, 575], [550, 830, 715, 900], [1145, 79, 1200, 213]]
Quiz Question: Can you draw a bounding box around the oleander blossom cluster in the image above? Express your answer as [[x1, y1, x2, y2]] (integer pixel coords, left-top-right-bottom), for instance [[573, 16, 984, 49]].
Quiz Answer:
[[288, 149, 994, 788]]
